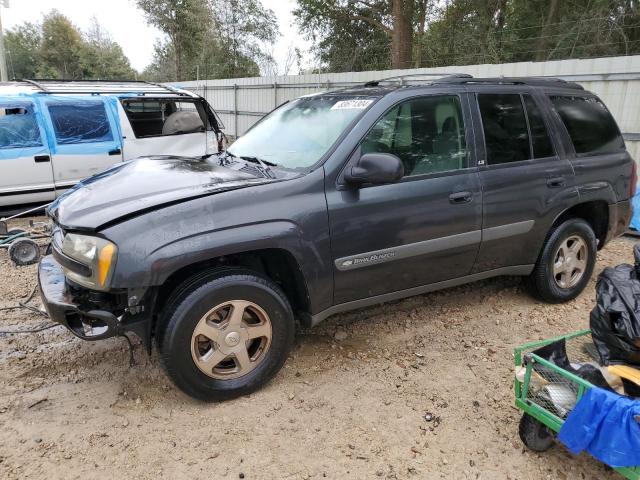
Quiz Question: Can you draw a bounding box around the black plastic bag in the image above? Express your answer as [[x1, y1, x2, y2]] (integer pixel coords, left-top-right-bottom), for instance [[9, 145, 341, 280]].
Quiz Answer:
[[532, 339, 613, 391], [590, 244, 640, 366]]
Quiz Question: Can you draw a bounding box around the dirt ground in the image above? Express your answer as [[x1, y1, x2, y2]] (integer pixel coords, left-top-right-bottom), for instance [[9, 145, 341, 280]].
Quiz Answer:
[[0, 216, 637, 480]]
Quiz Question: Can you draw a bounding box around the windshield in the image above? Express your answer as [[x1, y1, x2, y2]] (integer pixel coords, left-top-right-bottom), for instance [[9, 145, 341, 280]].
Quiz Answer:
[[227, 95, 376, 169]]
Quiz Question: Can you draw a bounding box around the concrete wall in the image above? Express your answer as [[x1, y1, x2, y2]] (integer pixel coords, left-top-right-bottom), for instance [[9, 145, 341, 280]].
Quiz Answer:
[[174, 55, 640, 160]]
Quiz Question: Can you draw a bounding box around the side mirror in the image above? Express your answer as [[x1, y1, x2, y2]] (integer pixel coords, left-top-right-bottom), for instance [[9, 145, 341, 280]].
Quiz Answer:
[[343, 153, 404, 186]]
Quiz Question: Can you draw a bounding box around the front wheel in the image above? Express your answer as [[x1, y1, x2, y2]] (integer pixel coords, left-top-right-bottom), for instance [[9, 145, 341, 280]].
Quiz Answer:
[[525, 218, 596, 303], [158, 271, 295, 401]]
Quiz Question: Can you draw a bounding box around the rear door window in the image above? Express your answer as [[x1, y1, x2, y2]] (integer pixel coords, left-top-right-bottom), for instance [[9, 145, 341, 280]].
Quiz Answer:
[[47, 99, 113, 144], [550, 95, 625, 155], [0, 105, 43, 148], [478, 94, 530, 165]]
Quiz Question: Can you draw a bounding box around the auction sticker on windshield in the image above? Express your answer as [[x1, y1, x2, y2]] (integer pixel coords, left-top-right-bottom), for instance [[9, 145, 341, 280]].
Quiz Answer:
[[331, 99, 374, 110]]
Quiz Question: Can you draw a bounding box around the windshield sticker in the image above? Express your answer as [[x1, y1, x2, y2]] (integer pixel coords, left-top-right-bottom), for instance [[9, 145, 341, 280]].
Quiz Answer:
[[331, 99, 373, 110]]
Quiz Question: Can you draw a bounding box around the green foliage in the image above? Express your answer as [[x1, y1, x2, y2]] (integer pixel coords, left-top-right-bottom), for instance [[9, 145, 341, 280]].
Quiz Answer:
[[5, 10, 136, 80], [136, 0, 211, 80], [139, 0, 279, 81], [295, 0, 640, 72], [294, 0, 392, 72], [5, 22, 41, 79], [79, 18, 137, 79], [39, 10, 85, 79]]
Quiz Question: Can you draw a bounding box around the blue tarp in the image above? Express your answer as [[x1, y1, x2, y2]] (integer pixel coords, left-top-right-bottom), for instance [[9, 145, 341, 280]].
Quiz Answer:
[[558, 387, 640, 468], [631, 191, 640, 231]]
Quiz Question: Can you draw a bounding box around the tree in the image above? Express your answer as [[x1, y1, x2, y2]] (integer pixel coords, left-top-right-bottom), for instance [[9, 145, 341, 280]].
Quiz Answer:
[[214, 0, 279, 78], [138, 0, 279, 81], [294, 0, 429, 70], [296, 0, 640, 72], [80, 18, 137, 79], [135, 0, 212, 81], [5, 11, 137, 80], [39, 10, 85, 79], [5, 22, 42, 79]]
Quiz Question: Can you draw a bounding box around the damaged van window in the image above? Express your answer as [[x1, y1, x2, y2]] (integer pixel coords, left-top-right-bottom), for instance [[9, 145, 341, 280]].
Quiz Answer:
[[121, 99, 207, 138], [47, 100, 113, 145], [0, 106, 42, 149]]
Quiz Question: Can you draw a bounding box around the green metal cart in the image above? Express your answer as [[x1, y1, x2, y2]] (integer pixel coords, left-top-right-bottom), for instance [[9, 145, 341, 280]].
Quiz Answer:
[[514, 330, 640, 480]]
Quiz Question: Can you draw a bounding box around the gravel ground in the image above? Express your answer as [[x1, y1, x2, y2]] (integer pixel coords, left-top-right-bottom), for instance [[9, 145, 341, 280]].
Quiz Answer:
[[0, 217, 638, 479]]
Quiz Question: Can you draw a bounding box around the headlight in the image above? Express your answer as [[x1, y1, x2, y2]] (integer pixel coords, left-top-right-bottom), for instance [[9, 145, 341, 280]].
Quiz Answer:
[[61, 233, 117, 291]]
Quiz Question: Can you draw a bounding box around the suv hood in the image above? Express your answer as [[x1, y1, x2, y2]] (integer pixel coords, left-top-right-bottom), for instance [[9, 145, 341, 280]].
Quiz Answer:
[[49, 156, 273, 230]]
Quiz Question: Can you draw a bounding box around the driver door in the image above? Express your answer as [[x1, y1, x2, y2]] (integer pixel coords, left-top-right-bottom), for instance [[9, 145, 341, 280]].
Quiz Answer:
[[326, 94, 483, 304]]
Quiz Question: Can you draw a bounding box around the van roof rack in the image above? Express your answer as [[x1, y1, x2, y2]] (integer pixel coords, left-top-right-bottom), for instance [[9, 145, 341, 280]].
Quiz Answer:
[[364, 73, 473, 87], [12, 79, 193, 96]]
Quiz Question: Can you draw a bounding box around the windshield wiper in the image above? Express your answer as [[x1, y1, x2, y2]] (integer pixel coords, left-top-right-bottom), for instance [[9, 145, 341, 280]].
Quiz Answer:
[[239, 156, 278, 178], [240, 156, 278, 167]]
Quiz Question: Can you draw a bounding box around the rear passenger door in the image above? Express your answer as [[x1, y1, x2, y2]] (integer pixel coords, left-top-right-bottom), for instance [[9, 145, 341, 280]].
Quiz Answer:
[[0, 98, 54, 206], [40, 97, 123, 193], [471, 90, 577, 273], [548, 95, 630, 205]]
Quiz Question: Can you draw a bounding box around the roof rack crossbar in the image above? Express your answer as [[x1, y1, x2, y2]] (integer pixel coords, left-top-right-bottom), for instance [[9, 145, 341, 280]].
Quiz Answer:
[[364, 72, 473, 87], [17, 79, 50, 92]]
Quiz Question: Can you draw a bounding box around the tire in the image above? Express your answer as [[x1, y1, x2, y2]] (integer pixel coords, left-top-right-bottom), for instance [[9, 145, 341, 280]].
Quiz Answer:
[[158, 270, 295, 401], [8, 238, 41, 266], [519, 413, 554, 452], [525, 218, 596, 303]]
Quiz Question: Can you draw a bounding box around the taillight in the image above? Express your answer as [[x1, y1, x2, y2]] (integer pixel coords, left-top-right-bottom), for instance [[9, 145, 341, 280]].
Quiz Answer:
[[631, 161, 638, 197]]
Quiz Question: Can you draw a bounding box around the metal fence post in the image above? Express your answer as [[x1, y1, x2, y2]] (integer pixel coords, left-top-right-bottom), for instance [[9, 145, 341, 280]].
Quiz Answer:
[[273, 82, 278, 109], [233, 83, 238, 138]]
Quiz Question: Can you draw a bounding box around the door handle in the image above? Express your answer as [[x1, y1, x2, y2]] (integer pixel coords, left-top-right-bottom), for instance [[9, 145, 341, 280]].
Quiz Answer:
[[108, 148, 122, 156], [546, 176, 566, 188], [34, 155, 50, 163], [449, 191, 472, 204]]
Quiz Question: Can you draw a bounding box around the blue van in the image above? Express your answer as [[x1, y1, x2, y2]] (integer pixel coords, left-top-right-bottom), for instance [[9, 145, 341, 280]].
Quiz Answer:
[[0, 80, 223, 207]]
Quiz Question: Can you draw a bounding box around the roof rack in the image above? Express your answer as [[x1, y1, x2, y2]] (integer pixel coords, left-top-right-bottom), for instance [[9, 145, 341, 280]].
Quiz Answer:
[[433, 76, 584, 90], [363, 73, 584, 90], [364, 73, 473, 87], [13, 79, 192, 96]]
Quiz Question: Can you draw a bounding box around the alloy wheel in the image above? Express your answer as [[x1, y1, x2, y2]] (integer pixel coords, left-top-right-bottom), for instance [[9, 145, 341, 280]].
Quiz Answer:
[[190, 300, 272, 379], [552, 235, 588, 289]]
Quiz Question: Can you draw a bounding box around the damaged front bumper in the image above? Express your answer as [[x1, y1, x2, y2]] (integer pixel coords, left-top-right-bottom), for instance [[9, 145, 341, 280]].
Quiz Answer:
[[38, 255, 151, 344]]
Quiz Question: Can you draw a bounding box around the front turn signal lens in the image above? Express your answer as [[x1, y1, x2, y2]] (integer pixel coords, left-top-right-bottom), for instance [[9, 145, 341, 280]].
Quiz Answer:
[[98, 243, 116, 287]]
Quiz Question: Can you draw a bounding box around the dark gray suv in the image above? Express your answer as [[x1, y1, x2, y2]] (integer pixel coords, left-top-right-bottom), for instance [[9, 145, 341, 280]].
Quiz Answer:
[[39, 75, 634, 400]]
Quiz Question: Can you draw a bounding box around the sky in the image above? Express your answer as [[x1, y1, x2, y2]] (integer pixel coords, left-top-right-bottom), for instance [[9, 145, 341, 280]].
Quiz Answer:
[[2, 0, 311, 75]]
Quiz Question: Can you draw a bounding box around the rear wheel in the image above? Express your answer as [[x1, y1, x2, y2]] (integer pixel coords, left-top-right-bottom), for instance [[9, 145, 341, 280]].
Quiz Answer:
[[525, 218, 596, 303], [519, 413, 554, 452], [158, 271, 295, 401]]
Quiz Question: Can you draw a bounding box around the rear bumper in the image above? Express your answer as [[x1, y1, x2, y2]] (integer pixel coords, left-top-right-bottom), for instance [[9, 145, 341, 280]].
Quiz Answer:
[[605, 199, 632, 245], [38, 255, 121, 340]]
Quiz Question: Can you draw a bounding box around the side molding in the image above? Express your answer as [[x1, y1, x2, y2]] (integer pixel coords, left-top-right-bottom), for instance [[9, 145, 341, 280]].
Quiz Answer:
[[482, 220, 535, 242], [311, 264, 534, 326], [334, 230, 481, 271]]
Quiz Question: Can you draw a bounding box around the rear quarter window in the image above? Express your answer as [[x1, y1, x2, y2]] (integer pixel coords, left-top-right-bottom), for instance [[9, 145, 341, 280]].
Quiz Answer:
[[550, 95, 625, 155]]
